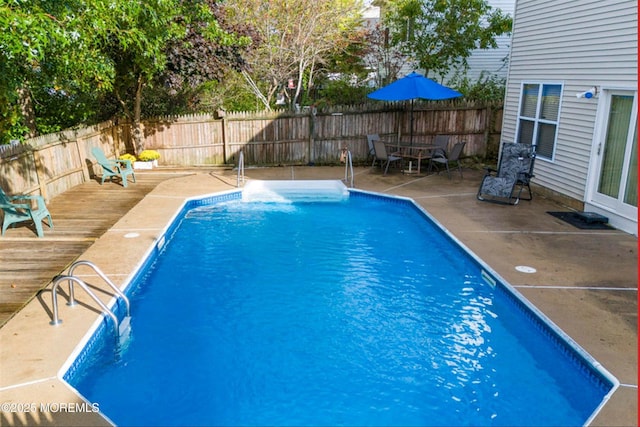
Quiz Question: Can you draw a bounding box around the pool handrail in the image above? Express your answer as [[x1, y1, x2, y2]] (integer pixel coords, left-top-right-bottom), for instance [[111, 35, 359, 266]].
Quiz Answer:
[[50, 275, 119, 337], [67, 260, 130, 317], [342, 148, 354, 188]]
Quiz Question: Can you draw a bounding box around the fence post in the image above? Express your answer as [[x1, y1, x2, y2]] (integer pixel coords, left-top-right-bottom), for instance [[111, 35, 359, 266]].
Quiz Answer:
[[308, 107, 316, 165], [69, 130, 90, 183], [218, 110, 228, 164], [30, 148, 48, 200], [483, 104, 492, 159]]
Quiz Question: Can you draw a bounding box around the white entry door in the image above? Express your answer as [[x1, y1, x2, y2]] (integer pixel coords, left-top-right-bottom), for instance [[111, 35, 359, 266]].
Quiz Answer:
[[588, 90, 637, 230]]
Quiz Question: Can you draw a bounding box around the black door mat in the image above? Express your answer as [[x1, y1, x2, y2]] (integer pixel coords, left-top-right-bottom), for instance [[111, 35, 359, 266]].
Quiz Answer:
[[547, 211, 613, 230]]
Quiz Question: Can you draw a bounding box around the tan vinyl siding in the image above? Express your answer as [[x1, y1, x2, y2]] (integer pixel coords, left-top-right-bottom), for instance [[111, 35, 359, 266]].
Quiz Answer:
[[502, 0, 637, 201]]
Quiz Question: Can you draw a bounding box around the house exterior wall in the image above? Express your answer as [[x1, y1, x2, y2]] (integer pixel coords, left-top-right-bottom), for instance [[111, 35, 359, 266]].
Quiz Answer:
[[454, 0, 515, 82], [502, 0, 637, 202]]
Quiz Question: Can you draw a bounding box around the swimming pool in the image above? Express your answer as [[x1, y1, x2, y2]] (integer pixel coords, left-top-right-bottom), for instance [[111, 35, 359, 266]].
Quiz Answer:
[[64, 181, 616, 426]]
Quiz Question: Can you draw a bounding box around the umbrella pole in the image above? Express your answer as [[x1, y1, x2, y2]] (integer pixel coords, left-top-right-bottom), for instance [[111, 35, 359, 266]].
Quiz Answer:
[[410, 99, 414, 146]]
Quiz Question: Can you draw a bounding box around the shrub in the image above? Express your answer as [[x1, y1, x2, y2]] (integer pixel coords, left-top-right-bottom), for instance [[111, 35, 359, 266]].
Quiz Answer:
[[448, 72, 506, 102], [137, 150, 161, 161]]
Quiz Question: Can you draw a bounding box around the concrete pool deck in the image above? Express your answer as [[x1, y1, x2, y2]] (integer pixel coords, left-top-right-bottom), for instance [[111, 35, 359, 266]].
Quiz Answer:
[[0, 165, 637, 426]]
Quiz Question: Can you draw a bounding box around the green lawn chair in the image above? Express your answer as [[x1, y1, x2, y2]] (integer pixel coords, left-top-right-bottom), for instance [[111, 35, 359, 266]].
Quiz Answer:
[[0, 188, 53, 237], [91, 147, 136, 188]]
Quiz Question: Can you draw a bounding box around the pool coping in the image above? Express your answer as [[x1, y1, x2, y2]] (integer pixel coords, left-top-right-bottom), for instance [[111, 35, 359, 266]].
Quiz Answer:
[[0, 171, 636, 426]]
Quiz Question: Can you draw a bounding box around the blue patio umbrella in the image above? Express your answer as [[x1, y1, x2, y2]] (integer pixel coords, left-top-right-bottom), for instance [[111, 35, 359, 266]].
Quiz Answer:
[[367, 72, 462, 144]]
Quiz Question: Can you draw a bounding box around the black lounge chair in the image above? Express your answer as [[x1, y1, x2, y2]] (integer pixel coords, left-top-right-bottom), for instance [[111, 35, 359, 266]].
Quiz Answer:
[[477, 143, 535, 205]]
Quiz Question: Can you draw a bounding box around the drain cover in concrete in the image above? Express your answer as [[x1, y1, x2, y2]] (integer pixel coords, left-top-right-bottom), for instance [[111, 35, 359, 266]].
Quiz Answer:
[[515, 265, 537, 273]]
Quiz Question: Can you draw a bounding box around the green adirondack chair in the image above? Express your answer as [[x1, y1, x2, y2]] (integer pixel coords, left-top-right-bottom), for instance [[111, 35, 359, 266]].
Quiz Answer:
[[91, 147, 136, 188], [0, 188, 53, 237]]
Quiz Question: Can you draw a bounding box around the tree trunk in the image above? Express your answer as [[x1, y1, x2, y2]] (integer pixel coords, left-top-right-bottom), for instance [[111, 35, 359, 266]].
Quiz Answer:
[[132, 75, 144, 155], [17, 86, 38, 138]]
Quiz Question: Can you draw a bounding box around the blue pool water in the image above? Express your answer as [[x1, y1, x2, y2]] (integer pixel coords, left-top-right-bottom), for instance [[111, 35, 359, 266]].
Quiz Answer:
[[68, 190, 613, 426]]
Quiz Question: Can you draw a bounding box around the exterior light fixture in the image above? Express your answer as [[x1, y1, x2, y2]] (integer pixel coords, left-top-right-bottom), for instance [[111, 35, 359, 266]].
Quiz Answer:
[[576, 86, 598, 99]]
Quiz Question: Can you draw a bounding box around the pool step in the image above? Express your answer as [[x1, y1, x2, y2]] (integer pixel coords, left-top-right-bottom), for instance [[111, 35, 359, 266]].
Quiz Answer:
[[242, 180, 349, 202]]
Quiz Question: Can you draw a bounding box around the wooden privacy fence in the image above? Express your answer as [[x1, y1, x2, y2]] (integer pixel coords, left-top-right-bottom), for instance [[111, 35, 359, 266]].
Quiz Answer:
[[0, 101, 502, 200], [0, 121, 125, 201]]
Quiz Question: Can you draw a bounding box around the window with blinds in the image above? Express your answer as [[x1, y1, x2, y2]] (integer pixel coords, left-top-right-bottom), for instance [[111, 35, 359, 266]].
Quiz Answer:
[[516, 83, 562, 160]]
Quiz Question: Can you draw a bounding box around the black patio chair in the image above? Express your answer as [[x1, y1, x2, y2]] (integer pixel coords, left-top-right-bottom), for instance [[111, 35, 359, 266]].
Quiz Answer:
[[428, 141, 466, 179], [367, 134, 381, 167], [372, 140, 403, 175]]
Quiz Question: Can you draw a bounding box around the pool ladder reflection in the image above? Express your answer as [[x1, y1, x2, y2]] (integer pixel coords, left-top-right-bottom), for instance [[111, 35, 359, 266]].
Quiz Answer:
[[237, 150, 245, 187], [49, 260, 132, 340]]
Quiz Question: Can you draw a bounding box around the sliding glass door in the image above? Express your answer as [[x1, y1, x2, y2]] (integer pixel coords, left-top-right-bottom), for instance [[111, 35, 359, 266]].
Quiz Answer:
[[591, 91, 637, 219]]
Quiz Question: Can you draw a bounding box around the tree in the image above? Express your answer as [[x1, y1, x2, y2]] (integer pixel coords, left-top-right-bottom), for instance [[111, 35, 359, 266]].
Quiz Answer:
[[224, 0, 365, 110], [79, 0, 186, 154], [382, 0, 512, 79], [0, 1, 113, 143], [0, 1, 253, 147], [89, 0, 254, 154], [153, 0, 256, 114], [361, 23, 407, 87]]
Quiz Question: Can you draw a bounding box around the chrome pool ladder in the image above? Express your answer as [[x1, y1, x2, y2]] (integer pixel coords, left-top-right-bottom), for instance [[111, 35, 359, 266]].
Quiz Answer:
[[49, 260, 131, 339], [342, 148, 354, 188]]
